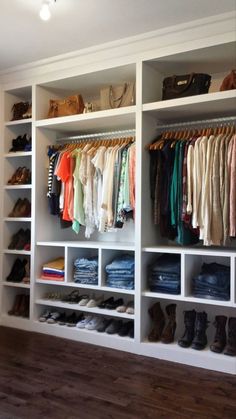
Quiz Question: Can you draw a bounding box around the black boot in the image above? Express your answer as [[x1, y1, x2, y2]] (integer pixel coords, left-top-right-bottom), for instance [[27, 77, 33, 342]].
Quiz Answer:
[[192, 312, 208, 350], [178, 310, 196, 348], [210, 315, 227, 353], [224, 317, 236, 356]]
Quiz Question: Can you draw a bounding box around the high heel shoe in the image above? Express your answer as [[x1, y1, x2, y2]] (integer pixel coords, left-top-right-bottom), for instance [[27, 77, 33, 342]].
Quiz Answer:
[[8, 198, 23, 217]]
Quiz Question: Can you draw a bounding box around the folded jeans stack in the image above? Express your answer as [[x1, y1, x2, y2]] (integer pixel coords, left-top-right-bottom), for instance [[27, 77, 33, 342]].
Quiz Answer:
[[41, 257, 65, 281], [148, 254, 181, 295], [73, 257, 98, 285], [192, 262, 230, 301], [105, 254, 135, 290]]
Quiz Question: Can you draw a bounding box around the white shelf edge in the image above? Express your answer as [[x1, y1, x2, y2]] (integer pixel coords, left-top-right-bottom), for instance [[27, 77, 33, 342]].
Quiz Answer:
[[35, 106, 136, 127], [3, 249, 31, 255], [4, 152, 32, 158], [36, 240, 135, 250], [2, 281, 30, 289], [35, 299, 134, 319], [36, 279, 99, 288], [5, 118, 32, 126], [142, 246, 236, 257], [4, 218, 32, 223], [4, 185, 32, 190], [142, 291, 182, 301], [142, 90, 236, 112], [1, 315, 30, 332]]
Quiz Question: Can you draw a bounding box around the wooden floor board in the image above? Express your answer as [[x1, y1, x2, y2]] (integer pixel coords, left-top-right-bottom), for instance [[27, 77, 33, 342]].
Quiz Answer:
[[0, 326, 235, 419]]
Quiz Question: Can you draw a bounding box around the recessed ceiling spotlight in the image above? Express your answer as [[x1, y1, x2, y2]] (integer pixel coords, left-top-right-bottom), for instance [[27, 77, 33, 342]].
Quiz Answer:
[[39, 0, 56, 21]]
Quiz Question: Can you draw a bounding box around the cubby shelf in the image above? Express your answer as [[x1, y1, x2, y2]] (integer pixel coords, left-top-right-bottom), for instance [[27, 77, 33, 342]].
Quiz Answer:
[[142, 90, 236, 122], [35, 107, 136, 133], [36, 299, 135, 319], [4, 217, 32, 222], [5, 119, 32, 126], [37, 241, 135, 251], [4, 185, 32, 190], [142, 291, 234, 307], [3, 249, 31, 255], [2, 281, 30, 289], [4, 152, 32, 158]]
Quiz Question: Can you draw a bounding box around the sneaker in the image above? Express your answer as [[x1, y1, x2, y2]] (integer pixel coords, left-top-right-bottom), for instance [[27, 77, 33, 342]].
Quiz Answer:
[[76, 315, 93, 329], [85, 316, 102, 330], [118, 321, 134, 337], [47, 311, 61, 324], [78, 295, 90, 306], [39, 310, 51, 322]]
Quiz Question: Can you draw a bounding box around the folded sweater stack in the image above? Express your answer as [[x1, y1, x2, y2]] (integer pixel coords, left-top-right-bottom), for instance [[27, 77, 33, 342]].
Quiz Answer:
[[41, 257, 65, 281]]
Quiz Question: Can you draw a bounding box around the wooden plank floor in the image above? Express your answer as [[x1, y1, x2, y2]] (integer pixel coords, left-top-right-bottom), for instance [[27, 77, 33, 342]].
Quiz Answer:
[[0, 327, 235, 419]]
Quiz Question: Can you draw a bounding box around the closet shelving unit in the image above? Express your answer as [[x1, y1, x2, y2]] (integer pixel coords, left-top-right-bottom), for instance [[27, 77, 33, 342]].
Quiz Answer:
[[0, 24, 236, 373], [1, 87, 32, 330]]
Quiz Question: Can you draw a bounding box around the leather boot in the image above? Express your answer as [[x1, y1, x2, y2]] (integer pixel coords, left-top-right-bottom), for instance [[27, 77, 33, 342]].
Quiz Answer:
[[148, 302, 165, 342], [224, 317, 236, 356], [210, 315, 227, 353], [161, 304, 176, 344], [191, 311, 209, 350], [178, 310, 196, 348], [8, 294, 23, 315]]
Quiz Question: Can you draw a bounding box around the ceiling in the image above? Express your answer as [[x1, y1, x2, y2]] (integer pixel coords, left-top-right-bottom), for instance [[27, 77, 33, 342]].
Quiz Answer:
[[0, 0, 235, 72]]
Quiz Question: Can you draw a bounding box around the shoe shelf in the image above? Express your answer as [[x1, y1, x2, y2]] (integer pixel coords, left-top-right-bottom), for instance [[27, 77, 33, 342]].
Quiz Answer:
[[140, 340, 236, 375], [4, 217, 32, 222], [4, 151, 32, 158], [142, 292, 234, 307], [35, 299, 135, 320], [2, 281, 30, 289], [5, 119, 32, 127], [4, 185, 32, 190], [3, 249, 31, 255], [35, 280, 135, 295], [34, 321, 135, 354]]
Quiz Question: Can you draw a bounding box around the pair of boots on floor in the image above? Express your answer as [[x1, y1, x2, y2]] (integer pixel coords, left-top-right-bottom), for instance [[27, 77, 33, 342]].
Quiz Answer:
[[148, 302, 236, 355]]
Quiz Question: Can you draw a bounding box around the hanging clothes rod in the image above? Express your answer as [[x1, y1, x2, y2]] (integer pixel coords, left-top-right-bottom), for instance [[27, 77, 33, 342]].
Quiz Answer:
[[156, 115, 236, 131], [56, 129, 136, 143]]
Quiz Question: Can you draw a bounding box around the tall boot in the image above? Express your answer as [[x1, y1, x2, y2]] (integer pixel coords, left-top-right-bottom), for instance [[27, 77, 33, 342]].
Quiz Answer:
[[161, 304, 176, 344], [8, 294, 23, 315], [191, 311, 209, 350], [224, 317, 236, 356], [178, 310, 196, 348], [148, 302, 165, 342], [210, 315, 227, 353]]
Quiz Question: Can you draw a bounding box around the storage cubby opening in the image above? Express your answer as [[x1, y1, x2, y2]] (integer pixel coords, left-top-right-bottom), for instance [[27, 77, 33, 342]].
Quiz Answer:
[[1, 286, 30, 318], [36, 64, 136, 120], [101, 249, 135, 290], [142, 42, 236, 103], [3, 221, 31, 249], [141, 297, 236, 346], [4, 87, 32, 122], [3, 254, 30, 282], [4, 189, 31, 218], [67, 247, 99, 284], [142, 252, 181, 295], [185, 254, 231, 301], [4, 125, 32, 155], [35, 246, 65, 281], [4, 155, 32, 186]]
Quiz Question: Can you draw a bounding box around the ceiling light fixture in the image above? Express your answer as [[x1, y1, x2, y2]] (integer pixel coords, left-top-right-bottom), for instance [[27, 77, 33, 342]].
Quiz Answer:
[[39, 0, 56, 21]]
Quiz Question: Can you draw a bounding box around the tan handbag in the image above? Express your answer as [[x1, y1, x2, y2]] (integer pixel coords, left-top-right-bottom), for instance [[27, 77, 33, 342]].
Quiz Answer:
[[47, 94, 85, 118], [220, 70, 236, 91], [100, 82, 135, 110]]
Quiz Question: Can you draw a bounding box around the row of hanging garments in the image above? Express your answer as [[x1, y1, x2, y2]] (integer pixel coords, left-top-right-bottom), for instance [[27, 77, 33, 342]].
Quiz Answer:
[[149, 121, 236, 246], [47, 132, 136, 238]]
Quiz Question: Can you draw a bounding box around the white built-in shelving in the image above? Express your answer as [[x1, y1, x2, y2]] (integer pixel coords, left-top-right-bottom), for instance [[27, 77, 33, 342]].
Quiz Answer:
[[0, 12, 236, 374]]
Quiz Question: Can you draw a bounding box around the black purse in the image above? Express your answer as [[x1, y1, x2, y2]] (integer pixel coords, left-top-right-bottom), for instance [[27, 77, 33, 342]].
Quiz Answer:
[[162, 73, 211, 100], [11, 101, 31, 121]]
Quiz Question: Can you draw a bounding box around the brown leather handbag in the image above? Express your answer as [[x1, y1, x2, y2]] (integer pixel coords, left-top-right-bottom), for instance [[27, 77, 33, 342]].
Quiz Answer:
[[11, 102, 31, 121], [47, 94, 85, 118], [220, 70, 236, 91]]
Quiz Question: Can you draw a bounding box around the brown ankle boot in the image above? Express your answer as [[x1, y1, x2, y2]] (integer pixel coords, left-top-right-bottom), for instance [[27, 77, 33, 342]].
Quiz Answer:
[[8, 294, 23, 315], [15, 294, 27, 316], [161, 304, 177, 344], [224, 317, 236, 356], [148, 302, 165, 342]]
